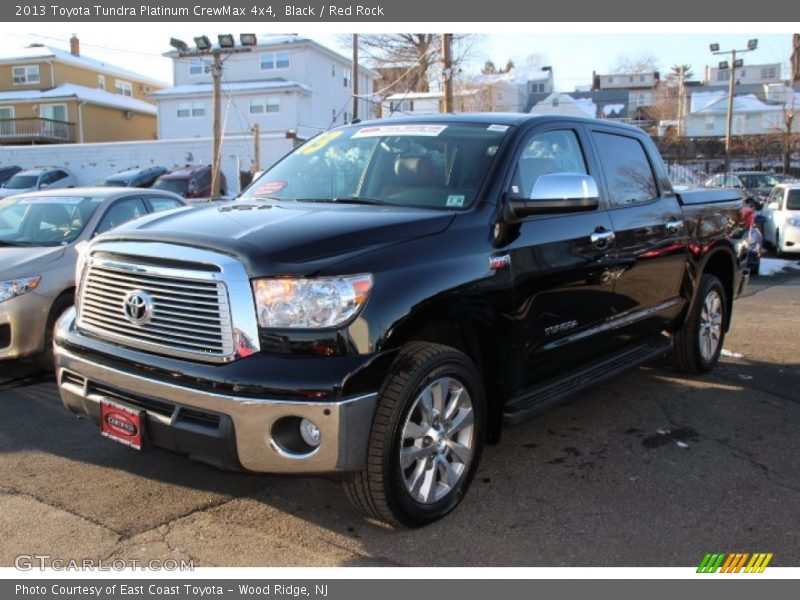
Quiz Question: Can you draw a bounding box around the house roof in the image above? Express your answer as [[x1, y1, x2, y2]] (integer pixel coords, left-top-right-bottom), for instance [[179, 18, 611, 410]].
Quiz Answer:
[[0, 84, 157, 115], [150, 79, 312, 99], [0, 45, 167, 88], [474, 66, 553, 86], [163, 35, 380, 79], [688, 90, 798, 114]]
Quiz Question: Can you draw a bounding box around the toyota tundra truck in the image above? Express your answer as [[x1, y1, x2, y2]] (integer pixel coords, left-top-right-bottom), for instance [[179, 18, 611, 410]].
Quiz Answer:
[[54, 115, 749, 527]]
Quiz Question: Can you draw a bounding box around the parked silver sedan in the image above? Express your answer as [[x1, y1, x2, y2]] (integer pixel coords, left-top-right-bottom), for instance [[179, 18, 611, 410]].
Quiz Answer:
[[0, 187, 188, 367]]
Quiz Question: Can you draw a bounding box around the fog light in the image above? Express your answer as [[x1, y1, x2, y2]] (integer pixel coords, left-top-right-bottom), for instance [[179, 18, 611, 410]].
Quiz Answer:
[[299, 418, 321, 447]]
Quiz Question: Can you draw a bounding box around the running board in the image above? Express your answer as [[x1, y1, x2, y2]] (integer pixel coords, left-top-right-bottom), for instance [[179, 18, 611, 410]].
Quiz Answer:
[[503, 335, 672, 427]]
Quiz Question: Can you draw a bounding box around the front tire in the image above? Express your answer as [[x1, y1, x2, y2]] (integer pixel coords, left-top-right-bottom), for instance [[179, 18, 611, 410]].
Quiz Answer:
[[35, 293, 73, 372], [344, 342, 485, 528], [670, 274, 727, 374]]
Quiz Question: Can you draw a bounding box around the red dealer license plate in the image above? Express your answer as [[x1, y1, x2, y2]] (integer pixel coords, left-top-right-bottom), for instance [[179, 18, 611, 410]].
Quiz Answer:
[[100, 400, 145, 450]]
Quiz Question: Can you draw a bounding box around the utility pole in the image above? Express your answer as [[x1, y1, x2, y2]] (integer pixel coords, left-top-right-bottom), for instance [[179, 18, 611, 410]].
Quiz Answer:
[[677, 65, 686, 137], [169, 35, 255, 198], [441, 33, 453, 113], [710, 39, 758, 172], [252, 123, 261, 174], [352, 33, 359, 121], [211, 51, 223, 197]]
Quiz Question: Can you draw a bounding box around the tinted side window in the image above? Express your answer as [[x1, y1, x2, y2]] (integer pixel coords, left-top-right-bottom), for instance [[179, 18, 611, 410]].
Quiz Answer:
[[513, 129, 588, 198], [95, 197, 147, 234], [593, 132, 658, 207], [148, 196, 183, 213]]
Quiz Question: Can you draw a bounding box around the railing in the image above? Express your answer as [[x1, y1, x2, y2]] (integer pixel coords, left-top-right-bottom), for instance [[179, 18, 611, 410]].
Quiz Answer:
[[0, 117, 76, 144]]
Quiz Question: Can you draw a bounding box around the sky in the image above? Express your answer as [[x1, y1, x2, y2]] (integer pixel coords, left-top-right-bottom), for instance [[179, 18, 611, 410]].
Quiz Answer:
[[0, 24, 795, 92]]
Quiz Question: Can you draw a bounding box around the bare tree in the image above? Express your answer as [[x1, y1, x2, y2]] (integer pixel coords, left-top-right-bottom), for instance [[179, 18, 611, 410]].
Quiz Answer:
[[523, 53, 550, 69], [779, 93, 798, 173], [611, 52, 660, 74]]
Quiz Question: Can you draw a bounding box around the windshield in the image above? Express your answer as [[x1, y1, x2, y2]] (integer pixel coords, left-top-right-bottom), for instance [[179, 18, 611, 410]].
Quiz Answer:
[[4, 174, 38, 190], [740, 174, 778, 188], [0, 196, 103, 246], [241, 122, 509, 209], [152, 178, 187, 195], [788, 190, 800, 210], [102, 177, 129, 187]]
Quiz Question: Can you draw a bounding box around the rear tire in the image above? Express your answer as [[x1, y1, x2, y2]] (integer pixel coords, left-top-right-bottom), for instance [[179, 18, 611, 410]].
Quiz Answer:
[[670, 274, 727, 374], [35, 293, 73, 373], [343, 342, 485, 528]]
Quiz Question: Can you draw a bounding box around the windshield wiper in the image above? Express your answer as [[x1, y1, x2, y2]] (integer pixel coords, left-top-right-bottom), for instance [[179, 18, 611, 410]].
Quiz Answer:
[[0, 240, 30, 247], [297, 197, 391, 206]]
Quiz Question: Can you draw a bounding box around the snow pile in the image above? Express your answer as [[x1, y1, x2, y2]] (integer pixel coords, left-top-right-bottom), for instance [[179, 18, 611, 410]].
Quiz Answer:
[[758, 258, 800, 276]]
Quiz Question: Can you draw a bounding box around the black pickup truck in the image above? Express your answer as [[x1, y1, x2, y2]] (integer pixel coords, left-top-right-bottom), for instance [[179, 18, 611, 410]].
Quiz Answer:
[[55, 115, 749, 527]]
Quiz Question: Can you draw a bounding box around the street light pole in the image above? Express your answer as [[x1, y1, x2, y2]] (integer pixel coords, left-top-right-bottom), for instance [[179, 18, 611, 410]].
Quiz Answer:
[[710, 39, 758, 172], [441, 33, 453, 114], [211, 50, 223, 197], [169, 35, 255, 198]]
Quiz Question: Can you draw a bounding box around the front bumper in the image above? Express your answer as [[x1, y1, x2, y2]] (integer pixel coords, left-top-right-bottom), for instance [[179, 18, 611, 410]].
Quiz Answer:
[[54, 310, 381, 474], [0, 291, 51, 360], [781, 224, 800, 252]]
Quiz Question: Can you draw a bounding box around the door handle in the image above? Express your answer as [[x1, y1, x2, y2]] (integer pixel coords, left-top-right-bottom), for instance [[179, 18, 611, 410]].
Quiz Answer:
[[666, 219, 684, 233], [590, 229, 615, 248]]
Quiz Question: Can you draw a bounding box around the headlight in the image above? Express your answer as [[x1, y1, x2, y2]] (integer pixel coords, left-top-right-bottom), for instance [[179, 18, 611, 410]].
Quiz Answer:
[[787, 217, 800, 227], [252, 275, 373, 329], [0, 276, 42, 303]]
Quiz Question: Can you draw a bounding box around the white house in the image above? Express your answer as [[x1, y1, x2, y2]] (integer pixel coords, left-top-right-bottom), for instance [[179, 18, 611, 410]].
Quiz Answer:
[[684, 88, 800, 137], [471, 67, 555, 112], [153, 35, 378, 140], [703, 63, 782, 87], [529, 92, 597, 118]]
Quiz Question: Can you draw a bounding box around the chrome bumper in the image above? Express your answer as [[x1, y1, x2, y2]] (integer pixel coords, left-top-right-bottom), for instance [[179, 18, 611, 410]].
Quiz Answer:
[[54, 311, 378, 474]]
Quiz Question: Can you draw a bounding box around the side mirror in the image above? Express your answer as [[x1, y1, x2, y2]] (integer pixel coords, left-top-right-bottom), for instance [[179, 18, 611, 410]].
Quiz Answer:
[[767, 202, 779, 211], [507, 173, 600, 217]]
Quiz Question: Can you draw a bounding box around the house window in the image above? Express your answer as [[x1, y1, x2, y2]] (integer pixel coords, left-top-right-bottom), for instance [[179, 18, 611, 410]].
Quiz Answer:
[[97, 75, 105, 90], [331, 63, 336, 77], [761, 67, 777, 79], [177, 101, 205, 118], [332, 108, 337, 123], [12, 65, 40, 84], [717, 70, 728, 81], [705, 119, 715, 131], [343, 69, 351, 88], [607, 77, 614, 84], [249, 96, 279, 114], [629, 76, 634, 82], [640, 74, 646, 82], [189, 59, 210, 76], [529, 82, 545, 94], [343, 111, 349, 123], [552, 97, 559, 107], [261, 52, 290, 70], [739, 69, 746, 78], [115, 80, 133, 97]]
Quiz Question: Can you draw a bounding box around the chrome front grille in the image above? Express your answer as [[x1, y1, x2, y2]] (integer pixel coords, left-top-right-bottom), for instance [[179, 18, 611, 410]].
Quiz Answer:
[[78, 255, 236, 363]]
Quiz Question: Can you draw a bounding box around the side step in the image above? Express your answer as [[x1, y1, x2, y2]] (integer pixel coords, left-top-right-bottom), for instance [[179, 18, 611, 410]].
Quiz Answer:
[[503, 334, 672, 427]]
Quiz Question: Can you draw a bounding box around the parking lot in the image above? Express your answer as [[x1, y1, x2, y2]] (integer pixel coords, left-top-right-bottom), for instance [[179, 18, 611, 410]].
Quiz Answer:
[[1, 265, 799, 568]]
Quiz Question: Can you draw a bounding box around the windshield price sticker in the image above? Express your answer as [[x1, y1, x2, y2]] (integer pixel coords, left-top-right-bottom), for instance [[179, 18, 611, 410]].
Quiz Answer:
[[297, 130, 344, 155], [352, 124, 448, 138]]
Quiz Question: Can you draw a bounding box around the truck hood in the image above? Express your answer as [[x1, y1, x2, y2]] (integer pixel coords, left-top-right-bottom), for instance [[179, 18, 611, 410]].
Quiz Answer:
[[99, 201, 456, 276], [0, 246, 66, 279]]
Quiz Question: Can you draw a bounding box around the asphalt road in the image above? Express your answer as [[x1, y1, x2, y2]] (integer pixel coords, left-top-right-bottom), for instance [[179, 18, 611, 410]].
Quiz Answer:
[[1, 268, 799, 567]]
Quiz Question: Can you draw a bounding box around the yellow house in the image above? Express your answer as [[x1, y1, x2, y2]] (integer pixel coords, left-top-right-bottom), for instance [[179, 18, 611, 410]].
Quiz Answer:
[[0, 37, 166, 144]]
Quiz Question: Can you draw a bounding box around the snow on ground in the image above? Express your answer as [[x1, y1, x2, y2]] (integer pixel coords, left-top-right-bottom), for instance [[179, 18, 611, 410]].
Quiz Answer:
[[721, 349, 744, 359], [758, 258, 800, 276]]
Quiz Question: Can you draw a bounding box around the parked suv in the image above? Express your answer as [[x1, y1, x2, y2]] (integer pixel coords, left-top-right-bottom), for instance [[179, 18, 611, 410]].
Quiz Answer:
[[56, 115, 747, 527], [704, 171, 779, 209], [101, 166, 167, 188], [0, 167, 77, 199], [0, 165, 22, 187], [152, 165, 227, 199]]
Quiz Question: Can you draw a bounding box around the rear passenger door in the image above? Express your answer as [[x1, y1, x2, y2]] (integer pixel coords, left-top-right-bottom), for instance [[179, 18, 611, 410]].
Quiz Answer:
[[95, 197, 148, 235], [587, 128, 687, 338]]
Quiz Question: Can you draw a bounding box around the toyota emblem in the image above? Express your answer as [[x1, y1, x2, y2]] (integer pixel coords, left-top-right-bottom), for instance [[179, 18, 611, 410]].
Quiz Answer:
[[122, 290, 153, 326]]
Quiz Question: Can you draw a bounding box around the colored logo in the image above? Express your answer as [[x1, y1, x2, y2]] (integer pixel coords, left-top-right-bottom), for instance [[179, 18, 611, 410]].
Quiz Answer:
[[697, 552, 773, 573]]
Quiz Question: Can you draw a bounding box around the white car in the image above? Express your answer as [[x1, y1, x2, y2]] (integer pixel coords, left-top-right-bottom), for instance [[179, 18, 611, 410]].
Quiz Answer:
[[0, 167, 78, 199], [762, 183, 800, 254]]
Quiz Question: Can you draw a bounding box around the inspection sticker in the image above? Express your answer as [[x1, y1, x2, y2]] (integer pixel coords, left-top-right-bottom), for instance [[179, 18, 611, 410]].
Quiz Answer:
[[446, 195, 466, 208], [352, 124, 448, 138]]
